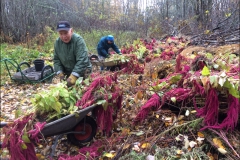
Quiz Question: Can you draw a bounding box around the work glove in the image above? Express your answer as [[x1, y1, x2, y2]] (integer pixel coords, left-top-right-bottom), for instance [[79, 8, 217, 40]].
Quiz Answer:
[[67, 74, 78, 87], [58, 72, 65, 81]]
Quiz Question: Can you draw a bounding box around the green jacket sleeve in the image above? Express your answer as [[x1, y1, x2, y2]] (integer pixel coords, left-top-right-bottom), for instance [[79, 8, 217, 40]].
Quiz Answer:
[[72, 36, 92, 76], [53, 40, 63, 73]]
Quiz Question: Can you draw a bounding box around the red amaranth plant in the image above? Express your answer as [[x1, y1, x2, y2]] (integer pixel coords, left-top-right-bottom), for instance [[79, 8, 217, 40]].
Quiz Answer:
[[202, 94, 239, 131], [192, 79, 205, 96], [161, 88, 192, 105], [76, 73, 122, 134], [2, 114, 45, 160], [134, 93, 160, 124], [175, 54, 187, 72], [76, 73, 118, 108], [120, 54, 144, 74], [28, 122, 46, 143], [160, 51, 175, 60], [194, 87, 219, 127]]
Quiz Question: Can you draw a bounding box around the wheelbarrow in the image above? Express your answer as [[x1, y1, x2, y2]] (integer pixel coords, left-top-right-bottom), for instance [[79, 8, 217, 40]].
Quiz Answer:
[[1, 58, 55, 83], [89, 54, 129, 72], [0, 104, 98, 158]]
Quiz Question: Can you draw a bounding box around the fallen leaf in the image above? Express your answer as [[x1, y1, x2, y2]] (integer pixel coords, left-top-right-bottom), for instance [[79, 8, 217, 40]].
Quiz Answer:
[[146, 155, 155, 160], [197, 132, 205, 138], [123, 144, 130, 150], [141, 143, 151, 149], [201, 76, 209, 87], [189, 141, 197, 148], [196, 137, 205, 145], [176, 150, 183, 155], [132, 144, 141, 152], [218, 148, 227, 154], [103, 152, 116, 158], [213, 138, 225, 149], [201, 66, 210, 76], [136, 90, 143, 99], [151, 72, 158, 79]]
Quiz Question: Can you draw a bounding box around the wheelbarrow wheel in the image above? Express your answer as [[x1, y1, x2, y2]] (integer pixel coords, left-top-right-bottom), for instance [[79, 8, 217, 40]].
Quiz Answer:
[[41, 65, 54, 83], [67, 116, 97, 146]]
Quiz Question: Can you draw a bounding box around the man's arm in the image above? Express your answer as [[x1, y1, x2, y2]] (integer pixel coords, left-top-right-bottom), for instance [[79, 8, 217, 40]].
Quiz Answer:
[[111, 43, 121, 54], [72, 37, 91, 77], [53, 41, 63, 74], [99, 48, 109, 57]]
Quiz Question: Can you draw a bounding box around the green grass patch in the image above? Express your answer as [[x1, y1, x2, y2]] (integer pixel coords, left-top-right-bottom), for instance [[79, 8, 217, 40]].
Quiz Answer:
[[1, 27, 140, 85]]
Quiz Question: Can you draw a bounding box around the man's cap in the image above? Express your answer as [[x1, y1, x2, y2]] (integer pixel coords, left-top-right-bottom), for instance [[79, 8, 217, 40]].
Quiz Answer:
[[57, 21, 71, 31], [106, 35, 114, 42]]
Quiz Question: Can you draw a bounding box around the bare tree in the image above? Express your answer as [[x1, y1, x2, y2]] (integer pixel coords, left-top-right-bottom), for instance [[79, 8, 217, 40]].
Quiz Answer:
[[0, 0, 239, 42]]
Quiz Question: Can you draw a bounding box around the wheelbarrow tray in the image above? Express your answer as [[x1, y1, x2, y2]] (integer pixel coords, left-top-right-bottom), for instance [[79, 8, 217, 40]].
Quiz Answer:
[[91, 59, 126, 67], [13, 66, 53, 81], [41, 104, 97, 137]]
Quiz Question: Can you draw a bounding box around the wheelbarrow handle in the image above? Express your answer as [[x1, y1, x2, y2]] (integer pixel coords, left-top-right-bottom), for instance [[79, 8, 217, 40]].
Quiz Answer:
[[0, 122, 8, 128]]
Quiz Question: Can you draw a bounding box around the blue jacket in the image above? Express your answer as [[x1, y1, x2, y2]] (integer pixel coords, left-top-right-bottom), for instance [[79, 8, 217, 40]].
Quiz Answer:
[[97, 36, 120, 58]]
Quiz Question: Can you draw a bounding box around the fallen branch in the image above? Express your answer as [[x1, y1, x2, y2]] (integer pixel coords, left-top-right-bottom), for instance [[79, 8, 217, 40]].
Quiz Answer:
[[149, 117, 203, 150]]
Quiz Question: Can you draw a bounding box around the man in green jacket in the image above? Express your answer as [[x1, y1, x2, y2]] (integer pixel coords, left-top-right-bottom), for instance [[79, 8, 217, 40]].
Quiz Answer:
[[53, 21, 92, 87]]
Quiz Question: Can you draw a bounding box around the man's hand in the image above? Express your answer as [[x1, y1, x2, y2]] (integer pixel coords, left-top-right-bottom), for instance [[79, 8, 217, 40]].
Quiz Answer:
[[67, 74, 78, 87], [58, 72, 65, 81]]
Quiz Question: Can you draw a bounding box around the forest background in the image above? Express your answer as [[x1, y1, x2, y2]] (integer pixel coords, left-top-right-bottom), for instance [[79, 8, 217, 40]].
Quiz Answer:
[[1, 0, 239, 50]]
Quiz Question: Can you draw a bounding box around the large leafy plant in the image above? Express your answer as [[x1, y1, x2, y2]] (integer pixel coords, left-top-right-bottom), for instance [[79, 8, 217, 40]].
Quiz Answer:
[[31, 83, 79, 121]]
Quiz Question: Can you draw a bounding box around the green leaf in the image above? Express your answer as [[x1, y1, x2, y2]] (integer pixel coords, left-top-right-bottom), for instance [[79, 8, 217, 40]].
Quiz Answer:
[[102, 101, 108, 111], [229, 54, 236, 63], [223, 80, 239, 98], [152, 82, 167, 91], [96, 100, 107, 105], [64, 97, 70, 103], [52, 101, 62, 113], [22, 132, 31, 143], [38, 101, 44, 107], [170, 74, 182, 84], [201, 66, 210, 76], [59, 88, 69, 97], [76, 77, 83, 85], [135, 131, 144, 136], [209, 75, 218, 87], [21, 143, 27, 150], [84, 78, 90, 86], [205, 53, 213, 59], [15, 109, 22, 118]]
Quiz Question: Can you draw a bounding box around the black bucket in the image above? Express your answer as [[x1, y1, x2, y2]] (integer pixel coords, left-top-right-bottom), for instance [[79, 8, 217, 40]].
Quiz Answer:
[[33, 59, 45, 71]]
